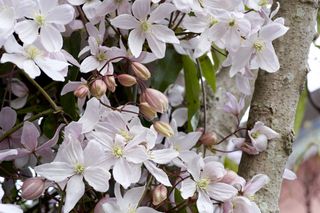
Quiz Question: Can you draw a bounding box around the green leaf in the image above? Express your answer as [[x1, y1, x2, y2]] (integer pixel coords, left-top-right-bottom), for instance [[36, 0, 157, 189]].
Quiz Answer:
[[174, 190, 188, 213], [183, 56, 200, 131], [199, 55, 216, 93], [150, 46, 183, 92], [294, 86, 307, 135], [224, 157, 239, 172]]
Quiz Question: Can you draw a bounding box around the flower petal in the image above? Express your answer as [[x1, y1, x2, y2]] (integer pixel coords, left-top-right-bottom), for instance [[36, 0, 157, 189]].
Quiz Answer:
[[151, 25, 179, 44], [46, 4, 75, 25], [148, 3, 175, 23], [35, 57, 67, 81], [132, 0, 150, 20], [206, 182, 238, 202], [40, 25, 63, 52], [14, 20, 38, 44], [21, 121, 40, 151], [84, 167, 110, 192], [110, 14, 139, 29], [144, 161, 171, 186], [34, 162, 74, 182], [80, 56, 100, 73], [146, 34, 166, 59], [180, 178, 196, 199], [0, 107, 17, 130], [64, 175, 85, 213], [128, 28, 145, 58]]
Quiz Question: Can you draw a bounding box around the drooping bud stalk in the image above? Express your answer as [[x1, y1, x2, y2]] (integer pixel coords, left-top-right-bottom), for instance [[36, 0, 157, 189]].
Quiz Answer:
[[153, 121, 174, 137], [131, 61, 151, 80], [139, 102, 157, 120], [199, 132, 218, 146], [74, 84, 89, 99], [21, 177, 45, 200], [103, 76, 117, 92], [117, 74, 137, 87], [152, 184, 167, 206], [141, 88, 168, 113], [90, 79, 107, 98]]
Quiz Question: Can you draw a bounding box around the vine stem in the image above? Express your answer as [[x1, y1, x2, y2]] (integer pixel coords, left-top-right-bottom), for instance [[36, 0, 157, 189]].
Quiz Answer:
[[21, 70, 62, 113], [0, 109, 54, 142]]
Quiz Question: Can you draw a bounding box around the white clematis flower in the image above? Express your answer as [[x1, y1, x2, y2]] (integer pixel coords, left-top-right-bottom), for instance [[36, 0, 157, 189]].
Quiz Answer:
[[111, 0, 179, 58], [0, 36, 69, 81], [35, 138, 111, 213], [14, 0, 75, 52]]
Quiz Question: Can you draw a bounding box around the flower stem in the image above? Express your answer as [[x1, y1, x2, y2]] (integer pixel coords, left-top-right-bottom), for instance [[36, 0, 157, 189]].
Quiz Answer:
[[0, 109, 54, 142], [21, 70, 62, 113]]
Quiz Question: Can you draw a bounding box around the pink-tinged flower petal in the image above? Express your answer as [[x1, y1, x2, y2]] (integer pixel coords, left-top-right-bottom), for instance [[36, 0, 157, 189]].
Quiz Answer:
[[110, 14, 139, 29], [40, 25, 63, 52], [256, 43, 279, 73], [151, 25, 179, 44], [0, 107, 16, 130], [122, 185, 145, 207], [180, 178, 196, 199], [22, 60, 41, 79], [283, 168, 297, 180], [11, 78, 28, 97], [0, 7, 15, 30], [35, 57, 67, 81], [14, 20, 38, 44], [206, 183, 238, 201], [21, 121, 40, 151], [37, 124, 65, 152], [64, 175, 85, 213], [35, 162, 74, 182], [78, 98, 101, 133], [83, 141, 105, 167], [146, 34, 166, 59], [197, 190, 214, 213], [10, 96, 28, 109], [148, 3, 176, 23], [84, 167, 110, 192], [0, 149, 18, 161], [132, 0, 150, 20], [80, 56, 100, 73], [260, 22, 289, 42], [144, 161, 171, 186], [137, 207, 162, 213], [187, 156, 203, 181], [150, 149, 179, 164], [61, 81, 82, 96], [61, 49, 80, 67], [172, 108, 188, 127], [202, 161, 225, 182], [46, 4, 75, 25], [128, 28, 145, 58], [113, 159, 141, 188], [0, 204, 23, 213], [243, 174, 269, 197], [232, 196, 254, 213], [3, 36, 24, 54], [1, 53, 26, 69], [67, 0, 86, 6], [39, 0, 58, 14], [125, 147, 148, 164], [61, 139, 84, 165]]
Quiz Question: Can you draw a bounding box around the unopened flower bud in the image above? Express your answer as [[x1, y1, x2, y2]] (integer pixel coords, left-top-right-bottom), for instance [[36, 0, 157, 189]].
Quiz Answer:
[[21, 177, 45, 200], [117, 74, 137, 87], [152, 185, 167, 206], [90, 79, 107, 98], [103, 76, 117, 92], [131, 61, 151, 80], [153, 121, 174, 137], [199, 132, 218, 146], [74, 84, 89, 98], [141, 88, 168, 113], [139, 102, 157, 120]]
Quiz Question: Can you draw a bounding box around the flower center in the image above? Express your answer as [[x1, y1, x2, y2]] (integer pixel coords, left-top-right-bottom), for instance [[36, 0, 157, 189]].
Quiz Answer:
[[228, 19, 236, 27], [34, 14, 45, 26], [251, 131, 261, 139], [96, 52, 107, 61], [25, 46, 41, 60], [74, 164, 85, 174], [259, 0, 269, 6], [209, 17, 219, 27], [113, 146, 124, 158], [119, 129, 134, 142], [141, 21, 151, 32], [197, 178, 210, 190], [128, 207, 136, 213], [253, 41, 265, 52]]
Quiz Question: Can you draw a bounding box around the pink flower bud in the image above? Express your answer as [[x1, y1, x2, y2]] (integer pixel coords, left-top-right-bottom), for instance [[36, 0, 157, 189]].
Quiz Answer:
[[74, 84, 89, 99], [117, 74, 137, 87], [94, 196, 109, 213], [131, 61, 151, 80], [153, 121, 174, 137], [199, 132, 218, 146], [103, 76, 117, 92], [139, 102, 157, 120], [141, 88, 168, 113], [152, 185, 167, 206], [21, 177, 45, 200], [90, 79, 107, 98]]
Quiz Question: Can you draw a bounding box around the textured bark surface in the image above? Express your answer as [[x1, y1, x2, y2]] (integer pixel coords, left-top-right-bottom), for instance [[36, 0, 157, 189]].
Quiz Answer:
[[238, 1, 318, 213], [204, 67, 257, 141]]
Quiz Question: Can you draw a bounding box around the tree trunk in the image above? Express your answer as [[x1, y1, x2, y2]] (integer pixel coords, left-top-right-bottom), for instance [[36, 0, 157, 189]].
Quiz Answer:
[[238, 1, 318, 213]]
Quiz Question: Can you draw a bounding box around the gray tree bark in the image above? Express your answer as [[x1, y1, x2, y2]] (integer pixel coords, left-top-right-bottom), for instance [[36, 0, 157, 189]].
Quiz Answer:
[[238, 1, 318, 213]]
